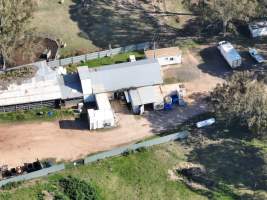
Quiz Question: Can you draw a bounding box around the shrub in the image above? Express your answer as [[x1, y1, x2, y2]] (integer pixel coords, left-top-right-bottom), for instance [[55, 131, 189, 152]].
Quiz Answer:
[[59, 176, 100, 200]]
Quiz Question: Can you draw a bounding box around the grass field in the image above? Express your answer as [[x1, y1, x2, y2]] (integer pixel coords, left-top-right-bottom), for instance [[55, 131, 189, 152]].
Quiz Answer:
[[31, 0, 191, 57], [0, 143, 207, 200], [0, 108, 74, 123]]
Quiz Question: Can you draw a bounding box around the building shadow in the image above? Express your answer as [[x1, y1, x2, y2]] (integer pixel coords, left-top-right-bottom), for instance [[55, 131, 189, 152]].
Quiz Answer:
[[59, 118, 89, 130]]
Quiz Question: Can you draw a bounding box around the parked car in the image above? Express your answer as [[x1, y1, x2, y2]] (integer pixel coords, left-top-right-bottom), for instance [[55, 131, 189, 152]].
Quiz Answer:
[[248, 48, 265, 63]]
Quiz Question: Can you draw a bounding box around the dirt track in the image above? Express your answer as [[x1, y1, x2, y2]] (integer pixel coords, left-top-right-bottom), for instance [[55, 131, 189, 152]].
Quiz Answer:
[[0, 114, 153, 168]]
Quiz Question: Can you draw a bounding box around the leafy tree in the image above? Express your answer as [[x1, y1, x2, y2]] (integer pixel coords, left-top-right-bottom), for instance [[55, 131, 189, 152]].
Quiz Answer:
[[189, 0, 259, 35], [0, 0, 35, 69], [210, 71, 267, 136]]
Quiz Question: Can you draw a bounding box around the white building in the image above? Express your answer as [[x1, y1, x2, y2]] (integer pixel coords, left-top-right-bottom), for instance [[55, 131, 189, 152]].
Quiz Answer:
[[88, 93, 116, 130], [145, 47, 182, 66], [78, 59, 163, 129]]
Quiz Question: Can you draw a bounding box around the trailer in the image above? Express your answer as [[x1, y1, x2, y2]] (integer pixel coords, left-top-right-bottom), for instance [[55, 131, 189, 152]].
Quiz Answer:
[[217, 41, 242, 68]]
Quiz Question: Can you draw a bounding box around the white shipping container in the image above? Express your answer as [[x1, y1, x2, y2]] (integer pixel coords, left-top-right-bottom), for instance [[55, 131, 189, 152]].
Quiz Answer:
[[217, 41, 242, 68], [88, 109, 115, 130]]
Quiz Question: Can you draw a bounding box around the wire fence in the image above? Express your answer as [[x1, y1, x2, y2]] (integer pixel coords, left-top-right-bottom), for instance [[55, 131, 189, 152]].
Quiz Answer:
[[84, 131, 188, 164], [0, 164, 65, 187]]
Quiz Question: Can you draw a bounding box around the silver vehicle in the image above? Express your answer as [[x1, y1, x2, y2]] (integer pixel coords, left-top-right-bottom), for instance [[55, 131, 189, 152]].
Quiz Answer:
[[248, 48, 265, 63]]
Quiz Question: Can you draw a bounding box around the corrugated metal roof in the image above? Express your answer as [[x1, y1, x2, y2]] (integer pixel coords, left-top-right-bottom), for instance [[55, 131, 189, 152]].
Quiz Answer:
[[129, 86, 163, 107], [0, 62, 63, 106], [95, 93, 111, 110], [77, 59, 163, 94]]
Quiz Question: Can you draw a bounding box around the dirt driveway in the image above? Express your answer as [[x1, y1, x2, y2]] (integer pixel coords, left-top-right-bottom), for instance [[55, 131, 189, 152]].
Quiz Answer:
[[0, 113, 152, 168], [0, 47, 224, 168]]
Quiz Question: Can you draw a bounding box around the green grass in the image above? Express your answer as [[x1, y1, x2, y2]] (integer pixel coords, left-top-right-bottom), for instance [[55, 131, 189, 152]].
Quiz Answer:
[[0, 141, 243, 200], [0, 108, 74, 123], [66, 51, 145, 73]]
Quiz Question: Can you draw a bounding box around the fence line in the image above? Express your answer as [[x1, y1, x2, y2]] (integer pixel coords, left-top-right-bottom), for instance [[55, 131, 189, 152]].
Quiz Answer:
[[84, 131, 188, 164], [0, 164, 65, 187], [0, 131, 188, 188], [0, 42, 151, 73], [47, 42, 151, 68]]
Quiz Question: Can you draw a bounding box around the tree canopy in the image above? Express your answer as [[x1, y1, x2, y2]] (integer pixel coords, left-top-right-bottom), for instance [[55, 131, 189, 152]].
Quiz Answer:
[[210, 71, 267, 136], [185, 0, 260, 34], [0, 0, 35, 69]]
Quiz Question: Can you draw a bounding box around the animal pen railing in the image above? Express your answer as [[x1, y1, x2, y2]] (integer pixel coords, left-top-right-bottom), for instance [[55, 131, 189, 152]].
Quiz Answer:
[[47, 42, 151, 67]]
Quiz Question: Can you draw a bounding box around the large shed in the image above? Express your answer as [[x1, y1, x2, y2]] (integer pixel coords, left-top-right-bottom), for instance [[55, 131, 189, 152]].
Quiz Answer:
[[77, 59, 163, 97]]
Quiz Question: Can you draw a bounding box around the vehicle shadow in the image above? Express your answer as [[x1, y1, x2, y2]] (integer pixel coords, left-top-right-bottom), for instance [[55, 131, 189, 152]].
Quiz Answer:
[[197, 46, 232, 79]]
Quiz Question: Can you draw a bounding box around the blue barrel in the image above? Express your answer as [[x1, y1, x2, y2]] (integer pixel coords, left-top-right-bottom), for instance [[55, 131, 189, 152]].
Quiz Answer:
[[171, 94, 179, 104], [164, 103, 172, 110]]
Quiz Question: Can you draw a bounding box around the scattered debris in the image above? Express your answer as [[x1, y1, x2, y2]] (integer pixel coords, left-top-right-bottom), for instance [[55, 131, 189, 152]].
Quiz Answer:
[[169, 162, 214, 191], [0, 66, 37, 90]]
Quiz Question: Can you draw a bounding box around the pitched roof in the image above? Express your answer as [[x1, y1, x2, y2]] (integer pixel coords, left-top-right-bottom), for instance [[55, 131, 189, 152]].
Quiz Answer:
[[77, 59, 163, 94]]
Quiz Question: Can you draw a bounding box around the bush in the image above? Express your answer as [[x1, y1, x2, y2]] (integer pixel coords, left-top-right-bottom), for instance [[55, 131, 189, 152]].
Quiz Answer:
[[1, 181, 23, 190], [210, 71, 267, 136], [59, 176, 100, 200]]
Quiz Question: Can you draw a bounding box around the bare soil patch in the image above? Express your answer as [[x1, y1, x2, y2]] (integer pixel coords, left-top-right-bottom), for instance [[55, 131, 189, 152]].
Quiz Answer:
[[11, 37, 58, 67]]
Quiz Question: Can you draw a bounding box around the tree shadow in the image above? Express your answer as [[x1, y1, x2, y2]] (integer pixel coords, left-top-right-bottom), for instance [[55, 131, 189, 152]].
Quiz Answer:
[[68, 0, 205, 49], [188, 140, 267, 191]]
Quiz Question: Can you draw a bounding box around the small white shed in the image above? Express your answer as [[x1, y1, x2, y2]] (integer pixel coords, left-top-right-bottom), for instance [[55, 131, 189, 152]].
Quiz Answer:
[[145, 47, 182, 66], [88, 93, 116, 130], [88, 109, 115, 130]]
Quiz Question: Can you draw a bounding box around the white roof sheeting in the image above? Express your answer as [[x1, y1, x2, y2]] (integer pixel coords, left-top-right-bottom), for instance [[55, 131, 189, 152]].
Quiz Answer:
[[77, 59, 163, 94], [0, 63, 63, 107], [95, 93, 111, 110]]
